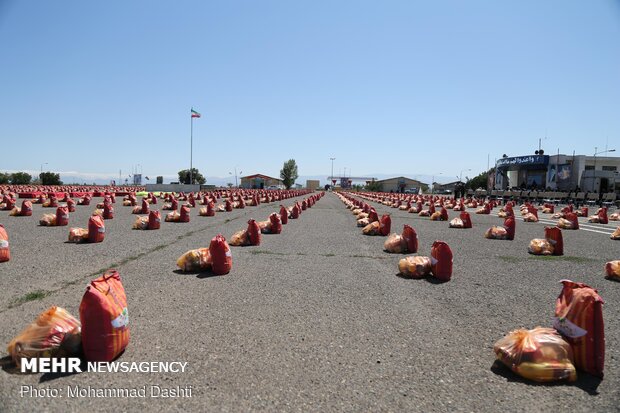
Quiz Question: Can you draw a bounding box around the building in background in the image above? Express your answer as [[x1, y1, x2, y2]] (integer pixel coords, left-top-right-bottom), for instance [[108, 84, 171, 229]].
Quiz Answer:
[[374, 176, 426, 193], [239, 174, 283, 189], [306, 180, 320, 190], [433, 181, 462, 194], [494, 154, 620, 193]]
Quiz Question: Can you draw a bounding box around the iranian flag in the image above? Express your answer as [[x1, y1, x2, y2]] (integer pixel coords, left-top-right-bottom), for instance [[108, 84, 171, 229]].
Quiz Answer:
[[191, 108, 201, 118]]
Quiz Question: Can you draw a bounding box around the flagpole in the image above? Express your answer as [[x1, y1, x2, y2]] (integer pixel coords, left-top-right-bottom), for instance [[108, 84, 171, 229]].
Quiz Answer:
[[190, 108, 193, 185]]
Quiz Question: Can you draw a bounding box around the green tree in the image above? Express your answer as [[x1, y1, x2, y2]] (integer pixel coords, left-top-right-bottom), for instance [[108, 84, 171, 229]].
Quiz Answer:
[[465, 169, 493, 190], [39, 171, 63, 185], [280, 159, 298, 189], [365, 180, 382, 192], [178, 168, 206, 185], [0, 172, 9, 184], [10, 172, 32, 185]]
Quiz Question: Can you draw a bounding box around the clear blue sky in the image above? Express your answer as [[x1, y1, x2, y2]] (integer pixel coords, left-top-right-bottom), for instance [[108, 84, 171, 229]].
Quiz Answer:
[[1, 0, 619, 184]]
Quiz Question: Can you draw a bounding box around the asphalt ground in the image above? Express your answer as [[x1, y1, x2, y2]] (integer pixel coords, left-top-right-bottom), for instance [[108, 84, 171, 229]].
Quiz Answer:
[[0, 192, 619, 412]]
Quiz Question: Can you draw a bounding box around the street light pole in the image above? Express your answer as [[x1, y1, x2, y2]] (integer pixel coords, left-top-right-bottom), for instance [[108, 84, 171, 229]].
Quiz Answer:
[[330, 157, 335, 184], [459, 168, 471, 182], [431, 172, 443, 194]]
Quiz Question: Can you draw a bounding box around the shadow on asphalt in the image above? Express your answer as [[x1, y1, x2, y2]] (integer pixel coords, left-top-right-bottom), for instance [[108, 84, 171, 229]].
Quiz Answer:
[[172, 269, 220, 279], [0, 356, 84, 382], [0, 356, 26, 375], [491, 360, 602, 395], [394, 273, 449, 284]]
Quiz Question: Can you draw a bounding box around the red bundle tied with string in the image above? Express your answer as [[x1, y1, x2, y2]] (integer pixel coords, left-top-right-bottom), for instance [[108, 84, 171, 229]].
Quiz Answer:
[[379, 214, 391, 236], [80, 270, 130, 362], [302, 200, 307, 210], [247, 219, 261, 245], [554, 280, 604, 377], [210, 234, 232, 275], [431, 241, 453, 281], [103, 203, 114, 220], [88, 215, 105, 243], [269, 213, 282, 234], [148, 210, 161, 230], [56, 206, 69, 226], [598, 208, 608, 224], [0, 224, 9, 262], [141, 199, 150, 214], [280, 206, 288, 225], [545, 226, 563, 255], [180, 205, 190, 222], [67, 198, 75, 212], [225, 199, 233, 211]]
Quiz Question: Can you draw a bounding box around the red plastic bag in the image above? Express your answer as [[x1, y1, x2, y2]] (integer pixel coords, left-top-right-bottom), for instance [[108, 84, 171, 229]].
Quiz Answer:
[[368, 209, 378, 223], [148, 210, 161, 230], [291, 204, 300, 219], [20, 200, 33, 216], [225, 199, 233, 212], [0, 224, 9, 263], [180, 205, 190, 222], [80, 270, 130, 362], [402, 224, 418, 253], [56, 206, 69, 226], [460, 211, 472, 229], [379, 214, 391, 236], [545, 227, 563, 256], [206, 201, 215, 216], [210, 234, 232, 275], [557, 212, 578, 230], [280, 205, 288, 225], [504, 217, 515, 240], [103, 203, 114, 220], [554, 280, 605, 377], [431, 241, 453, 281], [88, 215, 105, 243], [269, 213, 282, 234], [247, 219, 261, 246], [67, 198, 75, 212]]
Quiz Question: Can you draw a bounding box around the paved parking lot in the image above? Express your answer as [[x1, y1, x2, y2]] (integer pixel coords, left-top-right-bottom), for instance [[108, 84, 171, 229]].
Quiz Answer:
[[0, 192, 619, 412]]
